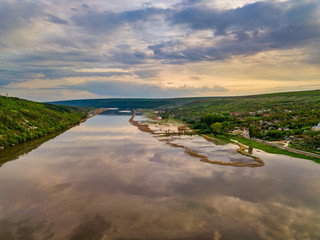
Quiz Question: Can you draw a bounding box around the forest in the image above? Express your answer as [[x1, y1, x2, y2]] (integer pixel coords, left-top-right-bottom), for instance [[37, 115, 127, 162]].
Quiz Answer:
[[0, 96, 88, 149], [158, 90, 320, 153], [3, 90, 320, 153]]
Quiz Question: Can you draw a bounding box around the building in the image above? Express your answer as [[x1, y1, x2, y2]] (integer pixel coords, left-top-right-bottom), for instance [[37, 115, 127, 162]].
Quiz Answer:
[[312, 124, 320, 131]]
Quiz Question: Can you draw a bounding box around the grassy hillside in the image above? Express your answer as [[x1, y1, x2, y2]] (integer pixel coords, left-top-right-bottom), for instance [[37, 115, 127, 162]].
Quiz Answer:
[[50, 98, 196, 109], [166, 90, 320, 119], [51, 90, 320, 112], [0, 96, 88, 149], [162, 90, 320, 155]]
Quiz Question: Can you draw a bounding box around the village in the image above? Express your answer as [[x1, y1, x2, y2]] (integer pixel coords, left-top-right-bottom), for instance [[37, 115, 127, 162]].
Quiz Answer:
[[160, 106, 320, 153]]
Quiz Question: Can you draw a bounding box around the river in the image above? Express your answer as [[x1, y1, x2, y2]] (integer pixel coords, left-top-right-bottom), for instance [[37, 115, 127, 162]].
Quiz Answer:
[[0, 113, 320, 240]]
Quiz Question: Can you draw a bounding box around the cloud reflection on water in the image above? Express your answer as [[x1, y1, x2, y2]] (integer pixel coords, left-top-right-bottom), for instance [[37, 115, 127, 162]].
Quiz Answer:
[[0, 115, 319, 239]]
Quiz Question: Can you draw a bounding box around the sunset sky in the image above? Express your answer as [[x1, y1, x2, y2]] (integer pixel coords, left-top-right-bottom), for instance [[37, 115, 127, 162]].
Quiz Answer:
[[1, 0, 320, 101]]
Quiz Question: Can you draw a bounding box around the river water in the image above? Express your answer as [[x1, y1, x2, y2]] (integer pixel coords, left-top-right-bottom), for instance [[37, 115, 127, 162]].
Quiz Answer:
[[0, 114, 320, 240]]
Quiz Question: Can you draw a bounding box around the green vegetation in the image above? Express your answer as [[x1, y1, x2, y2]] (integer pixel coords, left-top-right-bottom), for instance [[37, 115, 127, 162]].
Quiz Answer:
[[231, 136, 320, 164], [160, 90, 320, 153], [50, 98, 183, 109], [52, 89, 320, 156], [51, 90, 320, 111], [0, 96, 88, 149], [3, 89, 319, 162], [165, 90, 320, 121], [204, 134, 233, 144]]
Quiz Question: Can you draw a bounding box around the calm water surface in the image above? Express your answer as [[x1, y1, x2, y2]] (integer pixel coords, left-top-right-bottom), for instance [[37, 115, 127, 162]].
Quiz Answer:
[[0, 114, 320, 240]]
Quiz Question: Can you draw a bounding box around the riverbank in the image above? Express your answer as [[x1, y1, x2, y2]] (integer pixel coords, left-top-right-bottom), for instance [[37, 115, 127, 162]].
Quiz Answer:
[[130, 111, 264, 167], [0, 107, 109, 166], [0, 94, 109, 151], [230, 136, 320, 164], [0, 96, 91, 150], [81, 108, 109, 122], [203, 133, 320, 163], [133, 109, 320, 164]]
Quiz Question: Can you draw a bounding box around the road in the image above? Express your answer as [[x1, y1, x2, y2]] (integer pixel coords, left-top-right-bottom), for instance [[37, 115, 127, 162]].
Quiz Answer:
[[249, 136, 320, 159]]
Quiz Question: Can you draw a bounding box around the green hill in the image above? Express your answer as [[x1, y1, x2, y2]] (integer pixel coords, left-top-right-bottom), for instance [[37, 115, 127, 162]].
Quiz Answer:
[[166, 90, 320, 119], [50, 98, 189, 109], [161, 90, 320, 156], [0, 96, 88, 150], [51, 89, 320, 154], [51, 90, 320, 114], [2, 89, 319, 155]]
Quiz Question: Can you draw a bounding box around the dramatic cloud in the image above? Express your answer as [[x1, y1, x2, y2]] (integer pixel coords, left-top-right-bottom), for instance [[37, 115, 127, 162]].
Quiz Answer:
[[0, 0, 319, 100], [0, 1, 42, 34], [153, 1, 320, 61], [72, 7, 165, 35], [72, 80, 229, 97]]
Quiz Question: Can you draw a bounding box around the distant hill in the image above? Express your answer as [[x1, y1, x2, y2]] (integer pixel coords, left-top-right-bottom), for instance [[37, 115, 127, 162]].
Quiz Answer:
[[0, 96, 88, 149], [166, 90, 320, 118], [50, 90, 320, 113], [2, 89, 319, 151], [50, 98, 198, 109]]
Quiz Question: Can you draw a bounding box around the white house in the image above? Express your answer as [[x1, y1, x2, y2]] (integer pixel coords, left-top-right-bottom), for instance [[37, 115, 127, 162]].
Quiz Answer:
[[311, 123, 320, 131]]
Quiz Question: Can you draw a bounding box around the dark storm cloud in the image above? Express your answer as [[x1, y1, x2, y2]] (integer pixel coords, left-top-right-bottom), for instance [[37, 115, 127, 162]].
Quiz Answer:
[[1, 0, 320, 100], [2, 0, 319, 66], [169, 2, 281, 34], [69, 0, 320, 64], [145, 0, 320, 62], [72, 7, 165, 34], [148, 41, 220, 63], [169, 1, 318, 34], [147, 38, 262, 63], [141, 2, 320, 64]]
